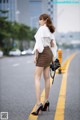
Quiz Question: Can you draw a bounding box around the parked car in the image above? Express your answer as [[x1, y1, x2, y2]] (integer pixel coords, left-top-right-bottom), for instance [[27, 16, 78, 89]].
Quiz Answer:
[[0, 50, 3, 57], [21, 50, 27, 55], [9, 49, 21, 56], [21, 48, 33, 55]]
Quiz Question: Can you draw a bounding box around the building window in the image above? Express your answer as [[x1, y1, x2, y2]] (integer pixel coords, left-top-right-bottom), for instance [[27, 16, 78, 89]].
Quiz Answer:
[[48, 8, 50, 11], [51, 5, 53, 8], [1, 0, 8, 3], [3, 0, 5, 3], [48, 2, 50, 4]]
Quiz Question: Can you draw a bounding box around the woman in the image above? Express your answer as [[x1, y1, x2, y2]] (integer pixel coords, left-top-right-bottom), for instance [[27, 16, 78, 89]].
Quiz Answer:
[[32, 13, 57, 115]]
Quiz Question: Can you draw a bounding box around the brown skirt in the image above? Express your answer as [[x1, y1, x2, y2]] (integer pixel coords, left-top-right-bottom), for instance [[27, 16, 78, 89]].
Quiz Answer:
[[36, 46, 53, 68]]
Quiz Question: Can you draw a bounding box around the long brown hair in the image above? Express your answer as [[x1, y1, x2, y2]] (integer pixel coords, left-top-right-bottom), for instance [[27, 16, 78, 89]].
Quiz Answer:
[[39, 13, 55, 33]]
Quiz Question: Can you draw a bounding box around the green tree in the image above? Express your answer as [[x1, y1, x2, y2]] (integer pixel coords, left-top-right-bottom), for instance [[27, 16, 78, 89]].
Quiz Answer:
[[0, 10, 37, 54]]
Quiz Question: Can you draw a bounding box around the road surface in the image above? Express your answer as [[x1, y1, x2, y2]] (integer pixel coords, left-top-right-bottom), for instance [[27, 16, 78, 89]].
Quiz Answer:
[[0, 49, 80, 120]]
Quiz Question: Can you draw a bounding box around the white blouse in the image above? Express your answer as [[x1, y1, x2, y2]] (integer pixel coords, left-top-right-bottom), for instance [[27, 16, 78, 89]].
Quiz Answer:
[[32, 24, 57, 58]]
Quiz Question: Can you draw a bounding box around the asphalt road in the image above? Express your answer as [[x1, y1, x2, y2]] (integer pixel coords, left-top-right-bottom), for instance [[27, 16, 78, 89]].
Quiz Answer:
[[0, 49, 80, 120]]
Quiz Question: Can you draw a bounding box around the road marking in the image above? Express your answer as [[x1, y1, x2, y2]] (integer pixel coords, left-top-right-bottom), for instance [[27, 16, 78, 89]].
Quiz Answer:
[[26, 61, 32, 64], [12, 63, 19, 67], [54, 52, 77, 120]]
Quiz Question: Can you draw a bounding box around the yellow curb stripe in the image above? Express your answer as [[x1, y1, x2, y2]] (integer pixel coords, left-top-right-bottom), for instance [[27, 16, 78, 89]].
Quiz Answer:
[[54, 52, 77, 120]]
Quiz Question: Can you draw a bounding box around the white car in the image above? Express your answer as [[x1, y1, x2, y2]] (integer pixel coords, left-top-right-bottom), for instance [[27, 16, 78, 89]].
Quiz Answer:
[[0, 50, 3, 57], [21, 50, 27, 55], [21, 49, 33, 55], [9, 49, 21, 56]]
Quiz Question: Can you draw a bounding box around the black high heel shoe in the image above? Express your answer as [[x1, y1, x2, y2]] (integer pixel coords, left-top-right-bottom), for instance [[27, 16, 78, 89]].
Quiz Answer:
[[42, 101, 50, 111], [31, 103, 43, 115]]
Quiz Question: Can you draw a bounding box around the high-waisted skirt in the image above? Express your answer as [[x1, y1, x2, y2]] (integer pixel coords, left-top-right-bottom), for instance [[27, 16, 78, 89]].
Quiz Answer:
[[36, 46, 53, 68]]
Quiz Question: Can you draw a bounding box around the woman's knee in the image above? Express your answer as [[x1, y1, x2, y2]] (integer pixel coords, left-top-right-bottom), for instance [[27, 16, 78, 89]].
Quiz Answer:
[[45, 76, 50, 81], [35, 71, 41, 80], [35, 74, 41, 81]]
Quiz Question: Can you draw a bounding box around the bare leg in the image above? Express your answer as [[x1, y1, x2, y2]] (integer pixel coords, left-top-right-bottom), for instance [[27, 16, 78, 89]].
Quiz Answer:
[[34, 66, 43, 105], [43, 66, 50, 102]]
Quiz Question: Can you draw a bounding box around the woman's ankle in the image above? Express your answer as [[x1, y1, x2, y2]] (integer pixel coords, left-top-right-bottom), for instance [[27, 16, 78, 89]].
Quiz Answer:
[[36, 102, 41, 106], [44, 99, 48, 104]]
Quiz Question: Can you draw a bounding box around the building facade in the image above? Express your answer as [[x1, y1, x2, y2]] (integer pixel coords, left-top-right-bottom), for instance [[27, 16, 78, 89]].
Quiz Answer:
[[0, 0, 18, 22], [17, 0, 57, 28], [0, 0, 57, 28], [17, 0, 43, 28]]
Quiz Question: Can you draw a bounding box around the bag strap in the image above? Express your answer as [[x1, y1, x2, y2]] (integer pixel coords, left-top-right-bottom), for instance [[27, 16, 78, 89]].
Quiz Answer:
[[50, 69, 56, 84]]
